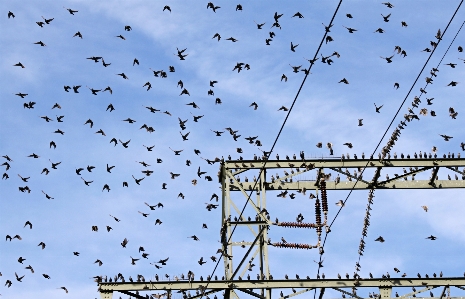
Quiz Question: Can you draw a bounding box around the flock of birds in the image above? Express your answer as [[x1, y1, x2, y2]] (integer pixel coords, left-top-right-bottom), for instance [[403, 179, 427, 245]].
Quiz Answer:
[[2, 2, 465, 298]]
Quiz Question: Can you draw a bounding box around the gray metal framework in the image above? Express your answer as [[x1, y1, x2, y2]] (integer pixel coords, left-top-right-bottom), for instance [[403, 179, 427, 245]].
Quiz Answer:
[[98, 157, 465, 299], [98, 277, 465, 299]]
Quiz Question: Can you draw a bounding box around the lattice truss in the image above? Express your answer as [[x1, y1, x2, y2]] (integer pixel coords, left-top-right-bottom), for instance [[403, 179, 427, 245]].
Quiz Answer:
[[97, 278, 465, 299], [98, 157, 465, 299]]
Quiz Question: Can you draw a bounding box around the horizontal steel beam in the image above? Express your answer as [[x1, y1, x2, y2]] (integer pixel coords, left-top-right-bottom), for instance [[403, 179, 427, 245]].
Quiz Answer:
[[98, 277, 465, 292], [230, 179, 465, 191], [224, 158, 465, 170]]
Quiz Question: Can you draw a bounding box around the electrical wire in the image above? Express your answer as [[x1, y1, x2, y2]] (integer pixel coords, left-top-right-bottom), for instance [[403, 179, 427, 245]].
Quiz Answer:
[[199, 1, 344, 297], [314, 0, 464, 294]]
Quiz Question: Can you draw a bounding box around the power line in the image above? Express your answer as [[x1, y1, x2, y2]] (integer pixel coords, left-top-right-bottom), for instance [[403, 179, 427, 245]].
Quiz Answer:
[[200, 1, 344, 296], [314, 0, 464, 288]]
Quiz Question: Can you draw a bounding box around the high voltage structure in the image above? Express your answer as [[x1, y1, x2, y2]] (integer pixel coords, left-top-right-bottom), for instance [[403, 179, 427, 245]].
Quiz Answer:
[[98, 156, 465, 299]]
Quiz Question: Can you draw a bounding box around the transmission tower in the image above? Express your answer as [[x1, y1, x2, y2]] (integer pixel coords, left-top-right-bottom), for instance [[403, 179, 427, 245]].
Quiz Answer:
[[98, 156, 465, 299]]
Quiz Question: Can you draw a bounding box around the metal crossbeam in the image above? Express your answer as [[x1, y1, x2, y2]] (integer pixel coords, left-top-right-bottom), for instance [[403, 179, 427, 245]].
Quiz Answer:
[[99, 277, 465, 292], [235, 179, 465, 190], [224, 158, 465, 192], [224, 158, 465, 169]]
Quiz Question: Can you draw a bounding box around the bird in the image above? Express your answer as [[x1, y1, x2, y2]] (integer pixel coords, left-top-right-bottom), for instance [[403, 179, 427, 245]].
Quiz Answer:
[[375, 236, 385, 242], [293, 12, 304, 18], [343, 143, 353, 148], [163, 5, 171, 12], [343, 25, 357, 33], [34, 41, 46, 46], [189, 235, 200, 241], [132, 175, 145, 185], [73, 31, 83, 38], [15, 272, 25, 282], [339, 78, 349, 84], [254, 21, 265, 29], [335, 200, 344, 207], [381, 13, 391, 22], [64, 7, 78, 14], [374, 103, 383, 113], [358, 119, 363, 126], [290, 42, 299, 52], [119, 139, 131, 148], [381, 55, 394, 63], [8, 11, 15, 18], [445, 63, 457, 68], [421, 205, 428, 212], [439, 134, 453, 141], [382, 2, 394, 8], [169, 147, 183, 155], [42, 190, 54, 200], [212, 33, 221, 41], [130, 256, 139, 265], [426, 235, 437, 240], [198, 257, 207, 265]]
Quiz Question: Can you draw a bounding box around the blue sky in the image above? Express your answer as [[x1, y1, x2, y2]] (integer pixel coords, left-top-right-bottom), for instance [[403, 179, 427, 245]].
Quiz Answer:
[[1, 1, 465, 298]]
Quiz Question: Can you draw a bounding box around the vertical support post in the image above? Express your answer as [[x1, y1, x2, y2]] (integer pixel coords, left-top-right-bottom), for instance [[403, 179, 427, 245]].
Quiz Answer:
[[379, 287, 392, 299], [260, 169, 271, 299], [221, 165, 232, 279], [257, 190, 264, 297], [100, 291, 113, 299]]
